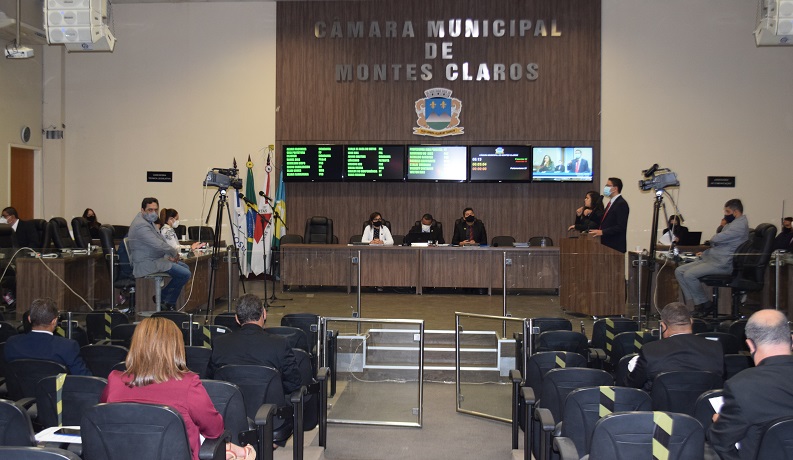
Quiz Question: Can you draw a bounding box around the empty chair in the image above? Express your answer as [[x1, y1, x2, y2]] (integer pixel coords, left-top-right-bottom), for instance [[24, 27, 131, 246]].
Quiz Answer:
[[97, 226, 136, 312], [112, 224, 129, 239], [187, 226, 215, 243], [70, 217, 93, 249], [152, 311, 190, 329], [35, 375, 107, 428], [266, 326, 310, 354], [723, 353, 753, 379], [348, 234, 362, 244], [111, 323, 137, 348], [588, 318, 639, 368], [185, 346, 213, 379], [650, 371, 723, 416], [529, 236, 553, 247], [720, 318, 750, 351], [5, 360, 67, 401], [183, 324, 232, 348], [174, 224, 187, 240], [392, 234, 405, 246], [535, 330, 588, 356], [0, 447, 82, 459], [80, 402, 229, 460], [80, 345, 129, 379], [85, 310, 130, 344], [304, 216, 334, 244], [213, 312, 241, 331], [691, 317, 712, 334], [696, 331, 741, 354], [279, 234, 303, 245], [554, 411, 704, 460], [756, 416, 793, 459], [202, 380, 258, 450], [281, 313, 320, 354], [491, 235, 516, 247], [0, 398, 36, 446], [46, 218, 75, 249], [0, 224, 15, 248]]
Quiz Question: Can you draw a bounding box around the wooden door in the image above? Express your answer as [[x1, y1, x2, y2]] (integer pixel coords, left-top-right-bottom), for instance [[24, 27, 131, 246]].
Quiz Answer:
[[10, 147, 34, 219]]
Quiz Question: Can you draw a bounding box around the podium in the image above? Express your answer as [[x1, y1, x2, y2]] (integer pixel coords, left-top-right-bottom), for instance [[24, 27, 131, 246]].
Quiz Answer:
[[560, 237, 626, 316]]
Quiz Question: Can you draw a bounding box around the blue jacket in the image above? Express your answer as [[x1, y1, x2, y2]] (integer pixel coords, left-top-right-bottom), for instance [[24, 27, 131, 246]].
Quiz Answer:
[[4, 331, 91, 376]]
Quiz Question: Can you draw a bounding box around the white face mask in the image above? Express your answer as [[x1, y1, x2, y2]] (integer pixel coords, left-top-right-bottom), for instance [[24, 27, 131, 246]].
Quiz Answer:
[[422, 224, 431, 232], [171, 220, 180, 229], [0, 217, 6, 224]]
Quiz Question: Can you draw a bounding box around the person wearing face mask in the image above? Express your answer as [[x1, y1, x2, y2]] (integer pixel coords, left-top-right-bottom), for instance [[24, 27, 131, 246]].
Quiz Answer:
[[627, 302, 723, 392], [405, 213, 445, 245], [674, 198, 749, 318], [772, 216, 793, 251], [452, 208, 488, 246], [566, 149, 590, 173], [82, 208, 102, 239], [160, 208, 205, 251], [127, 197, 192, 311], [1, 206, 41, 248], [660, 214, 688, 245], [361, 212, 394, 245], [588, 177, 629, 253], [568, 191, 604, 232]]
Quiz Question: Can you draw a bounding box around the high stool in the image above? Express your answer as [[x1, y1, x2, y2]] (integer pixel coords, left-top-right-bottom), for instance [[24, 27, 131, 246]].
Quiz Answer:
[[145, 272, 171, 311]]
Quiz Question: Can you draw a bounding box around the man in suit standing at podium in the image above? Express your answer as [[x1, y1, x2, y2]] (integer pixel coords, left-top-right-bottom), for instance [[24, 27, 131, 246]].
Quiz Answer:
[[589, 177, 629, 253]]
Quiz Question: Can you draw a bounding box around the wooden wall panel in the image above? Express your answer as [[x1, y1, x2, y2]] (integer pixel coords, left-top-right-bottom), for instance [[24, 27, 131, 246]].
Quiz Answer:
[[276, 0, 601, 246]]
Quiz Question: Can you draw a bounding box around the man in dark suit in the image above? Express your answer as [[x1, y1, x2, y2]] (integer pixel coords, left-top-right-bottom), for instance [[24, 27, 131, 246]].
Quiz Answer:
[[773, 216, 793, 251], [566, 149, 590, 173], [451, 207, 487, 246], [628, 302, 723, 391], [709, 309, 793, 460], [589, 177, 629, 253], [1, 206, 41, 248], [208, 294, 301, 394], [4, 297, 91, 375], [405, 213, 445, 245]]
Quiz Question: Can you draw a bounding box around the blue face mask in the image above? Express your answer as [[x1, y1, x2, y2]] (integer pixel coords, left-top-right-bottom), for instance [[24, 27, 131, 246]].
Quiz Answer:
[[603, 185, 612, 197], [143, 212, 158, 223], [724, 213, 736, 224]]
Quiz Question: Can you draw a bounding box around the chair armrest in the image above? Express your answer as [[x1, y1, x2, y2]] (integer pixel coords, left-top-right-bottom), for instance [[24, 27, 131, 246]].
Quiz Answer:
[[254, 403, 277, 426], [554, 436, 580, 460], [509, 369, 522, 383], [198, 430, 230, 460], [289, 386, 307, 405], [520, 386, 536, 406], [316, 367, 330, 381], [535, 407, 556, 432]]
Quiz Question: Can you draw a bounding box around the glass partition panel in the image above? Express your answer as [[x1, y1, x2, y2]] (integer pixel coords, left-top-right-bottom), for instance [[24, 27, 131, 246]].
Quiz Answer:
[[455, 312, 526, 423], [322, 317, 424, 427]]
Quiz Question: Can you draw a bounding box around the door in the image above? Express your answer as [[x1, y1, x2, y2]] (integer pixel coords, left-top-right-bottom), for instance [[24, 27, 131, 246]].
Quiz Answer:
[[10, 147, 34, 219]]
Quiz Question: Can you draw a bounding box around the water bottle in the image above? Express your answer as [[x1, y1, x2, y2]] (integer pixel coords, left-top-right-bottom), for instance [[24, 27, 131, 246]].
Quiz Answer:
[[540, 238, 546, 247]]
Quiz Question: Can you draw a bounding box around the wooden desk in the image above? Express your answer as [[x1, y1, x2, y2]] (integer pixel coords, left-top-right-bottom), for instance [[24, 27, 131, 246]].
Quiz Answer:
[[280, 244, 560, 294], [134, 250, 239, 314], [15, 251, 110, 314]]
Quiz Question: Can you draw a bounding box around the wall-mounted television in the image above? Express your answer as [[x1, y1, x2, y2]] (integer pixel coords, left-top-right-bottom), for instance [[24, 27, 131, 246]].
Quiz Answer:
[[344, 145, 405, 181], [469, 145, 532, 182], [283, 145, 345, 182], [406, 145, 468, 182], [531, 146, 594, 182]]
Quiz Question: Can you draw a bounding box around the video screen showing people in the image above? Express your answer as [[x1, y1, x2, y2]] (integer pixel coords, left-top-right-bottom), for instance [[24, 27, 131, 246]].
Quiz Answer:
[[532, 147, 593, 182]]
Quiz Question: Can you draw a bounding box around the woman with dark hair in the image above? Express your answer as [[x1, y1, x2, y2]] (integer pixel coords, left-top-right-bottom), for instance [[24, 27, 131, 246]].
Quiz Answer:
[[537, 155, 555, 172], [160, 208, 203, 250], [101, 317, 254, 460], [568, 191, 604, 231], [361, 211, 393, 245], [82, 208, 102, 239], [661, 214, 688, 244]]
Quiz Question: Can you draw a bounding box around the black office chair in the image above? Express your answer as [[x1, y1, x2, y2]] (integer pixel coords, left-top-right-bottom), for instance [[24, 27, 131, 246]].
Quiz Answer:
[[279, 234, 303, 245], [723, 353, 753, 379], [587, 318, 639, 369], [535, 331, 588, 356], [554, 411, 704, 460], [304, 216, 334, 244], [0, 224, 15, 248], [392, 234, 404, 246], [529, 236, 554, 247], [650, 371, 723, 416], [281, 313, 320, 354], [98, 225, 136, 311], [699, 222, 777, 318], [30, 219, 48, 250], [111, 224, 129, 240], [188, 226, 215, 243], [614, 353, 637, 387], [720, 318, 750, 351], [202, 380, 258, 451], [693, 388, 724, 434], [0, 447, 82, 459], [213, 312, 240, 331], [756, 415, 793, 459], [151, 311, 190, 330], [80, 402, 229, 460], [491, 235, 516, 247], [80, 345, 129, 379], [695, 332, 741, 354], [349, 234, 363, 244], [609, 331, 657, 371], [183, 324, 232, 348], [266, 326, 310, 354], [5, 359, 68, 401], [541, 386, 651, 460], [70, 217, 93, 249], [691, 317, 713, 334], [361, 219, 392, 233], [46, 218, 76, 249], [0, 398, 36, 446], [85, 310, 130, 344], [175, 225, 187, 240], [35, 375, 107, 428], [110, 323, 137, 348]]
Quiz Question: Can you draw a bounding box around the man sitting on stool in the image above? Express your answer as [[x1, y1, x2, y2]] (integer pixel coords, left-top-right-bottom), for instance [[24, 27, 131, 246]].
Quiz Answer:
[[674, 198, 749, 317], [128, 197, 191, 311]]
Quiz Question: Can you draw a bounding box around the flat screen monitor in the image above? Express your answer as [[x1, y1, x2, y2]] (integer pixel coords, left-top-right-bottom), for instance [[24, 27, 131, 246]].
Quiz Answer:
[[406, 145, 468, 182], [283, 145, 345, 182], [344, 145, 406, 181], [532, 146, 594, 182], [469, 145, 532, 182]]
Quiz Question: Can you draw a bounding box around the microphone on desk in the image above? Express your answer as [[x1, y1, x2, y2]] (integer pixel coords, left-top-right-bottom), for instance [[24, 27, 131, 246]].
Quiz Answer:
[[238, 193, 258, 209], [258, 191, 273, 202]]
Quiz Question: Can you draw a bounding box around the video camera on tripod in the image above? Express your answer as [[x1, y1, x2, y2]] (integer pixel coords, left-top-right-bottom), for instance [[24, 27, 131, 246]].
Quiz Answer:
[[638, 164, 679, 191], [204, 168, 243, 190]]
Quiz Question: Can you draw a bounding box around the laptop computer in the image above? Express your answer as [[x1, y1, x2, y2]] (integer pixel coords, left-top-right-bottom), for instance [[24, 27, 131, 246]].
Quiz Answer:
[[677, 231, 702, 246], [405, 231, 433, 244]]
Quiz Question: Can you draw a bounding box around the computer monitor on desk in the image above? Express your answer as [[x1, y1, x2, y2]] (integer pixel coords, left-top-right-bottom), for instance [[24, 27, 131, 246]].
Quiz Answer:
[[677, 232, 702, 246]]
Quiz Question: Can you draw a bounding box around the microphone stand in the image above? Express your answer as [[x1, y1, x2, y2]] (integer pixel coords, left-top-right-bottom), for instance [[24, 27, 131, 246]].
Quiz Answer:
[[268, 208, 292, 302], [256, 211, 284, 308]]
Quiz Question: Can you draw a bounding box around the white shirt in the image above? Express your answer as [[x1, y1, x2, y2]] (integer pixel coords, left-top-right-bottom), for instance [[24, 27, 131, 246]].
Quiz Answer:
[[362, 224, 394, 245]]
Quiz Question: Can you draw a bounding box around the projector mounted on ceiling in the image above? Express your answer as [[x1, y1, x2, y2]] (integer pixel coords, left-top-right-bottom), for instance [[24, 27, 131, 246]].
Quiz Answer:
[[755, 0, 793, 46], [45, 0, 116, 52]]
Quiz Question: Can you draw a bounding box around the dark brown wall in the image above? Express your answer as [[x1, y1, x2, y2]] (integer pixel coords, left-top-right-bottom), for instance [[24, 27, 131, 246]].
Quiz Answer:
[[276, 0, 601, 244]]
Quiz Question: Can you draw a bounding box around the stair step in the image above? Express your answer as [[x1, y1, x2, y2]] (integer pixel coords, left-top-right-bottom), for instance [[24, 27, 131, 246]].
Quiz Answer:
[[366, 329, 498, 347], [365, 347, 499, 366]]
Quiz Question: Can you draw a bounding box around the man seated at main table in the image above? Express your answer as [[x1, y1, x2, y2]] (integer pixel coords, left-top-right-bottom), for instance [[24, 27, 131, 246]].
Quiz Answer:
[[451, 207, 487, 246]]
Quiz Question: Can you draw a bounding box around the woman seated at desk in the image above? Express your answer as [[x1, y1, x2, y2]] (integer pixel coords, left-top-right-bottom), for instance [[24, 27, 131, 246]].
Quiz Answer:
[[362, 212, 394, 245], [660, 214, 688, 244], [160, 208, 205, 251], [568, 191, 604, 232]]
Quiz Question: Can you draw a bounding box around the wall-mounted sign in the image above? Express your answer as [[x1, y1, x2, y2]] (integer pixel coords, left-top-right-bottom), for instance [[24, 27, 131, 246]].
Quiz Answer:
[[707, 176, 735, 187], [147, 171, 173, 183], [413, 87, 463, 137]]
